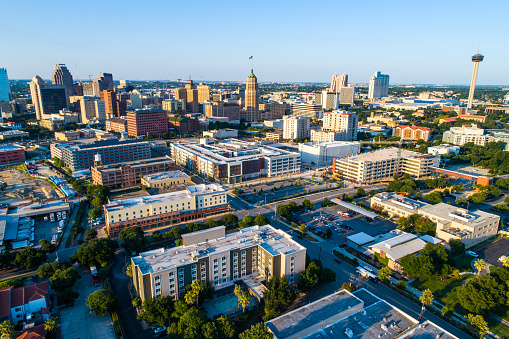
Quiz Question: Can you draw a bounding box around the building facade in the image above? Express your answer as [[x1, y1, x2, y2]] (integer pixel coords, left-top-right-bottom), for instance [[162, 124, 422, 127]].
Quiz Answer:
[[330, 73, 348, 93], [91, 156, 176, 188], [131, 225, 306, 301], [29, 76, 68, 120], [260, 103, 285, 120], [0, 68, 10, 102], [0, 145, 25, 165], [289, 103, 323, 119], [322, 111, 358, 141], [443, 124, 486, 146], [127, 110, 169, 137], [51, 64, 74, 97], [299, 141, 360, 167], [244, 70, 260, 122], [105, 184, 229, 238], [368, 71, 390, 99], [283, 116, 310, 140], [310, 130, 343, 142], [205, 102, 241, 121], [141, 170, 193, 188], [393, 125, 431, 141], [105, 118, 128, 133], [162, 99, 186, 113], [334, 148, 440, 184], [339, 86, 355, 106], [100, 90, 119, 118]]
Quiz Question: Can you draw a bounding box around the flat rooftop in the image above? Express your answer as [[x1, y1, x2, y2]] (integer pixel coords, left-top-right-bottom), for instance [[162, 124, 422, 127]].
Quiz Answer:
[[339, 148, 432, 163], [143, 170, 190, 183], [105, 183, 224, 212], [94, 156, 174, 171], [419, 203, 499, 226], [372, 193, 428, 212], [9, 200, 70, 217], [132, 225, 305, 275], [0, 145, 24, 152], [300, 141, 361, 149], [266, 288, 458, 339]]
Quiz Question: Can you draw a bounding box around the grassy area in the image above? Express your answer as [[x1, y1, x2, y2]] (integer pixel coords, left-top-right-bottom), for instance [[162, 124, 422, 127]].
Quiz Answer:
[[488, 317, 509, 338], [411, 274, 474, 314], [111, 311, 122, 339], [65, 201, 86, 248], [454, 255, 474, 272], [375, 252, 389, 266]]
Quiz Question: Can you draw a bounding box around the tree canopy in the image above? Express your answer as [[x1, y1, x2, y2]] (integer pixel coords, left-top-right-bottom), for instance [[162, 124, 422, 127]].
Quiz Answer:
[[119, 227, 145, 254], [86, 289, 119, 315], [70, 238, 118, 267]]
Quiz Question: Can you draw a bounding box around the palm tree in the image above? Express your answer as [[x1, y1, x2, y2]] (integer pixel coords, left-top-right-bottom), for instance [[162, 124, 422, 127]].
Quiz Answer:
[[502, 257, 509, 268], [474, 259, 487, 277], [184, 290, 198, 306], [234, 285, 250, 314], [0, 320, 14, 339], [44, 317, 58, 333], [418, 289, 434, 322]]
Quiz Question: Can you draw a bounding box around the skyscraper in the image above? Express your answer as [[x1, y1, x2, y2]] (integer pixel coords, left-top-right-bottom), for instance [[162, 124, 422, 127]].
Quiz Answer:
[[368, 71, 390, 99], [330, 74, 348, 93], [467, 53, 484, 110], [51, 64, 74, 96], [185, 80, 199, 113], [29, 76, 68, 120], [197, 83, 211, 103], [93, 73, 114, 96], [100, 90, 119, 118], [283, 116, 310, 140], [244, 69, 260, 122], [0, 68, 11, 102]]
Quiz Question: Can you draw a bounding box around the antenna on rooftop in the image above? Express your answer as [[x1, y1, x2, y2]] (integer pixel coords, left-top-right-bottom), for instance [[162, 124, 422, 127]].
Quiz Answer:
[[75, 64, 79, 82]]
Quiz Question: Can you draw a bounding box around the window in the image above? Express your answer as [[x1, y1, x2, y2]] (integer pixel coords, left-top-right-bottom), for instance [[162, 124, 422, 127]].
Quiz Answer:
[[15, 307, 21, 312]]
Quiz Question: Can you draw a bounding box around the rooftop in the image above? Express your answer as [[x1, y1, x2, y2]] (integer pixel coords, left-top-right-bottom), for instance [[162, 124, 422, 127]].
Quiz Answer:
[[419, 203, 499, 227], [339, 148, 433, 163], [105, 183, 224, 213], [142, 170, 190, 183], [0, 144, 24, 152], [93, 156, 174, 171], [132, 225, 305, 275], [300, 141, 361, 149]]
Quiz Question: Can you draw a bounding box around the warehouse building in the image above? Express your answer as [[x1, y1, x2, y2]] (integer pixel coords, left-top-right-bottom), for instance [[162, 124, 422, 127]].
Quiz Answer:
[[298, 141, 360, 168]]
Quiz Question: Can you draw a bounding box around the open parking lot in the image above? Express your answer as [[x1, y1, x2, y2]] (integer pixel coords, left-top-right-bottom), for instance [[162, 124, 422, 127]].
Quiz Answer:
[[60, 266, 115, 339], [476, 238, 509, 268], [33, 217, 67, 247], [291, 203, 396, 244]]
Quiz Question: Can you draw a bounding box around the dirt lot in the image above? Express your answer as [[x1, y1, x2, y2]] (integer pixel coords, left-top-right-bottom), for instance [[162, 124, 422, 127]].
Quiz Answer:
[[0, 166, 62, 205]]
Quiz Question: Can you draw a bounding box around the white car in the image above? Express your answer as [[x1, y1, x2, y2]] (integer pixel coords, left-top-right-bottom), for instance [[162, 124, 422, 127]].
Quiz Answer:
[[466, 251, 478, 257]]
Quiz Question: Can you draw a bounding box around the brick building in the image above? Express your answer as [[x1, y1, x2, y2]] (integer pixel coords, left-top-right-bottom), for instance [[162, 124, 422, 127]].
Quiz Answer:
[[168, 115, 199, 133], [91, 157, 176, 188], [126, 110, 169, 137], [393, 125, 431, 141], [105, 118, 127, 133], [0, 145, 26, 165]]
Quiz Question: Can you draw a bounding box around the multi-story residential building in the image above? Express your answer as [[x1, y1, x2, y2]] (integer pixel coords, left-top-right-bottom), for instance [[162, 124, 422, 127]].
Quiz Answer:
[[54, 139, 151, 171], [368, 71, 390, 99], [162, 99, 186, 113], [263, 119, 284, 129], [0, 281, 50, 326], [310, 130, 344, 142], [243, 70, 260, 122], [322, 111, 358, 141], [260, 103, 285, 120], [0, 68, 10, 102], [171, 140, 301, 184], [168, 115, 199, 133], [141, 170, 193, 188], [330, 73, 348, 92], [370, 192, 500, 248], [315, 91, 338, 110], [334, 148, 440, 184], [205, 102, 241, 121], [51, 64, 74, 97], [91, 156, 176, 188], [105, 117, 128, 133], [443, 124, 486, 146], [393, 125, 431, 141], [100, 90, 119, 118], [339, 86, 355, 106], [0, 145, 26, 165], [266, 132, 283, 141], [299, 141, 360, 167], [29, 76, 68, 120], [94, 100, 106, 122], [428, 144, 460, 156], [126, 109, 168, 138], [289, 103, 323, 119], [105, 184, 229, 238], [283, 116, 310, 140], [131, 225, 306, 300]]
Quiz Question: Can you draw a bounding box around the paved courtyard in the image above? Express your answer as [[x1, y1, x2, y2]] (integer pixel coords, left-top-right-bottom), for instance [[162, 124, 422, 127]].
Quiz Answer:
[[60, 266, 115, 339]]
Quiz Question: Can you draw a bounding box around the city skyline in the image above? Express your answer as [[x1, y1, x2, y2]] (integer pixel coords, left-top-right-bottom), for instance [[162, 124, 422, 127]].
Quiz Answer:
[[1, 0, 508, 84]]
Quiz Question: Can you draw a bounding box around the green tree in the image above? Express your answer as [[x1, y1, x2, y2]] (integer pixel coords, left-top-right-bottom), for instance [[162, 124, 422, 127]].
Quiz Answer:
[[242, 216, 255, 226], [14, 247, 47, 269], [276, 204, 291, 218], [298, 261, 321, 291], [455, 198, 468, 207], [449, 239, 465, 256], [39, 239, 56, 253], [253, 214, 270, 226], [457, 275, 505, 314], [299, 224, 307, 235], [474, 259, 487, 277], [322, 197, 330, 206], [44, 316, 58, 333], [138, 296, 174, 327], [0, 320, 14, 339], [342, 282, 356, 292], [126, 263, 133, 277], [57, 288, 79, 306], [36, 261, 72, 279], [216, 316, 236, 338], [88, 207, 102, 220], [132, 297, 141, 308], [378, 267, 391, 282], [264, 277, 297, 321], [119, 227, 145, 254], [467, 314, 489, 338], [221, 214, 239, 226], [356, 188, 366, 197], [239, 323, 274, 339], [84, 228, 98, 242], [203, 322, 219, 339], [396, 280, 407, 290], [418, 289, 434, 321], [177, 307, 207, 339], [325, 227, 332, 239], [49, 267, 81, 291], [86, 289, 119, 315], [70, 238, 118, 267], [399, 254, 420, 277], [469, 192, 485, 203], [234, 285, 250, 314]]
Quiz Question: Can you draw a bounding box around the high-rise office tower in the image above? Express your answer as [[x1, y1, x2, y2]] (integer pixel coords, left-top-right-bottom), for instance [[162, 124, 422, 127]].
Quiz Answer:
[[185, 80, 199, 113], [244, 69, 260, 122], [197, 83, 211, 103], [51, 64, 74, 96], [368, 71, 390, 99], [101, 90, 119, 118], [0, 68, 11, 101], [93, 73, 114, 96], [467, 53, 484, 110], [29, 76, 68, 120], [330, 73, 348, 93], [339, 86, 355, 106]]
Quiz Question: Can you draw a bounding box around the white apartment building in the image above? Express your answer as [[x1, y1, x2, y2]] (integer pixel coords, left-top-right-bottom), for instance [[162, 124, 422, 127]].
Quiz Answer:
[[370, 192, 500, 248], [202, 129, 238, 139], [368, 71, 390, 99], [131, 225, 307, 301], [299, 141, 360, 167], [283, 116, 310, 140], [427, 144, 460, 156], [322, 110, 358, 141], [334, 148, 440, 184], [170, 139, 301, 184], [310, 130, 343, 142], [442, 124, 486, 146]]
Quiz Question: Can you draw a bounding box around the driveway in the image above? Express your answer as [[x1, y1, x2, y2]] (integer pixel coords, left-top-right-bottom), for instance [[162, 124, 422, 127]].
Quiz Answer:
[[109, 250, 153, 339], [60, 266, 115, 339]]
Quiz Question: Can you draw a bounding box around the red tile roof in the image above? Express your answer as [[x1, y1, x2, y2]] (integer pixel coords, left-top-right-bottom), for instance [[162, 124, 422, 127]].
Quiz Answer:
[[0, 286, 13, 318], [41, 307, 50, 315], [23, 282, 49, 304], [16, 324, 46, 339], [11, 288, 24, 308], [396, 125, 431, 131]]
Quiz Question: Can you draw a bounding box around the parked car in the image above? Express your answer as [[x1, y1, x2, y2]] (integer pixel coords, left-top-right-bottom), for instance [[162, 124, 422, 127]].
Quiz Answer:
[[334, 259, 342, 264], [153, 326, 167, 334], [466, 251, 479, 257]]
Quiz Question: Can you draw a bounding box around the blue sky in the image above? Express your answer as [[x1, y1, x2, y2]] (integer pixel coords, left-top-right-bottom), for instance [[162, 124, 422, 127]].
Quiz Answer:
[[1, 0, 507, 84]]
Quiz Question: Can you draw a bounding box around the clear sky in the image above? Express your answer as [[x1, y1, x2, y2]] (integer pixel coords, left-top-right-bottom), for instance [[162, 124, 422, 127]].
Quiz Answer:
[[1, 0, 507, 85]]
